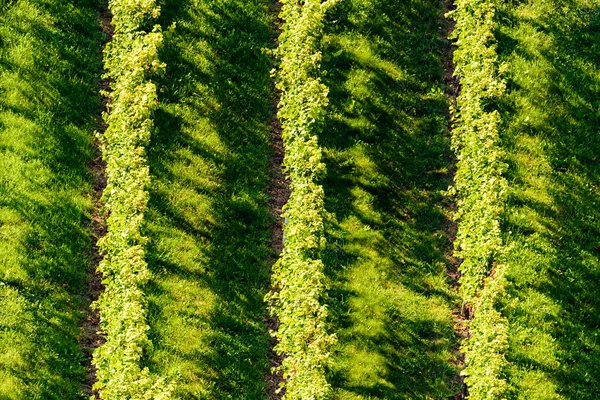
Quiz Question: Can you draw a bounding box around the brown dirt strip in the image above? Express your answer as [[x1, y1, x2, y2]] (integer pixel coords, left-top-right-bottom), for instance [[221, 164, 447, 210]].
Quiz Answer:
[[264, 1, 289, 399], [80, 5, 112, 399], [440, 0, 469, 398]]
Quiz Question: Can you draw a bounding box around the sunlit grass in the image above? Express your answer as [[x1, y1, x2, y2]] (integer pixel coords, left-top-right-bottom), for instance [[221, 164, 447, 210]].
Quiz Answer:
[[321, 0, 460, 398], [498, 0, 600, 397], [0, 0, 101, 397], [144, 0, 274, 398]]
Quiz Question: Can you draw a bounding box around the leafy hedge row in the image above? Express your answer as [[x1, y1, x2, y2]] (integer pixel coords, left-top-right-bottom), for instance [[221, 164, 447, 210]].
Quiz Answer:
[[448, 0, 510, 398], [92, 1, 173, 398], [462, 261, 509, 399], [266, 0, 339, 398]]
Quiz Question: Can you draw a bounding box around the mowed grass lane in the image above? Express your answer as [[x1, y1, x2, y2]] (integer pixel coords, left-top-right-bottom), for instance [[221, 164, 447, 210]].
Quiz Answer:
[[321, 0, 461, 398], [144, 0, 273, 398], [496, 1, 600, 398], [0, 0, 101, 398]]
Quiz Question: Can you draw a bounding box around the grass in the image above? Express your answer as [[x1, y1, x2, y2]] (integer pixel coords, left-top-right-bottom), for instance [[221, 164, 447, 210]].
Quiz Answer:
[[0, 0, 101, 398], [495, 0, 600, 398], [143, 0, 274, 398], [320, 0, 461, 398]]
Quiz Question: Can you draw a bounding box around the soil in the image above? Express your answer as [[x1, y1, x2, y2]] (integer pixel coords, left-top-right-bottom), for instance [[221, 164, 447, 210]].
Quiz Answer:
[[80, 5, 113, 398], [264, 1, 289, 399]]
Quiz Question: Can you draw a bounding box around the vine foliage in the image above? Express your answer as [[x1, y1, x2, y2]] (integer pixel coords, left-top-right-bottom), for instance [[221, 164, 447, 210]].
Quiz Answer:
[[266, 1, 340, 399], [448, 0, 510, 398], [92, 0, 173, 398]]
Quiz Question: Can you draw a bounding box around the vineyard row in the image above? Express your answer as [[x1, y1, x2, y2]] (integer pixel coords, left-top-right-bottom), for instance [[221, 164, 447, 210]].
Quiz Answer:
[[449, 0, 510, 397], [92, 0, 173, 398], [266, 1, 339, 399]]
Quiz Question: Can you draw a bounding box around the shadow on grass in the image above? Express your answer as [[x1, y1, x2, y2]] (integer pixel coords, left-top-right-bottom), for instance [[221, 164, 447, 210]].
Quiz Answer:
[[496, 2, 600, 398], [0, 0, 102, 398], [145, 0, 273, 398], [320, 0, 461, 398]]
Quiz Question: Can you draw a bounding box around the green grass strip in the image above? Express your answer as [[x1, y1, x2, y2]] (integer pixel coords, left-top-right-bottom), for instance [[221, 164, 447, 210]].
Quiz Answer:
[[92, 0, 173, 397], [319, 0, 461, 397], [0, 0, 101, 397], [144, 0, 274, 397], [495, 1, 600, 397], [266, 0, 339, 398], [449, 0, 510, 397]]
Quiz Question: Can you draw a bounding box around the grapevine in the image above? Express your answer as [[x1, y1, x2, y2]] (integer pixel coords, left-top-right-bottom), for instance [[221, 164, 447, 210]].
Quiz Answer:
[[266, 1, 340, 399], [448, 0, 510, 397], [92, 0, 173, 398]]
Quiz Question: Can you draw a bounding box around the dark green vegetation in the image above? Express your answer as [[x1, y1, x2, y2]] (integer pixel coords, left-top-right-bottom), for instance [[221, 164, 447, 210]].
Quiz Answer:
[[0, 0, 101, 398], [144, 0, 273, 398], [320, 0, 461, 398], [495, 0, 600, 398]]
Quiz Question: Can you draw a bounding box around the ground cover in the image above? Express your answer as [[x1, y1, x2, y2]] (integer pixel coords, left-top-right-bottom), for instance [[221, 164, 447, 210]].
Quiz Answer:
[[496, 0, 600, 397], [144, 0, 275, 398], [0, 0, 101, 397], [320, 0, 462, 397]]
